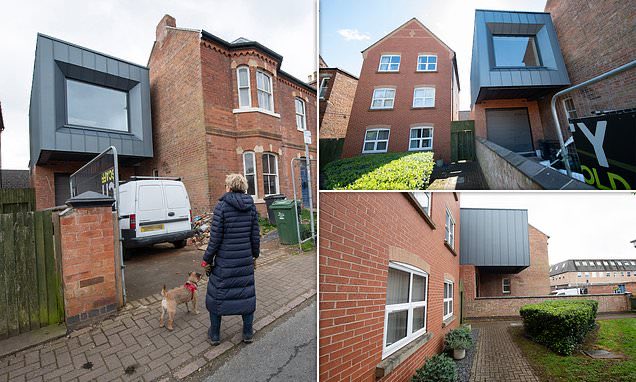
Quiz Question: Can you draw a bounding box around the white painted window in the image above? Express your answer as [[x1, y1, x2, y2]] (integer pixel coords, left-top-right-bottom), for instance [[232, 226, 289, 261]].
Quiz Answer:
[[563, 97, 578, 120], [371, 88, 396, 109], [319, 77, 330, 99], [362, 128, 390, 153], [606, 272, 611, 277], [417, 55, 437, 71], [256, 70, 274, 111], [443, 281, 454, 320], [383, 262, 428, 359], [502, 278, 511, 294], [243, 152, 257, 196], [585, 272, 590, 278], [409, 126, 434, 151], [412, 192, 431, 217], [237, 66, 251, 108], [412, 87, 435, 108], [577, 272, 582, 278], [628, 272, 631, 277], [592, 272, 597, 278], [378, 54, 400, 72], [295, 98, 306, 131], [262, 153, 279, 196], [445, 209, 455, 249]]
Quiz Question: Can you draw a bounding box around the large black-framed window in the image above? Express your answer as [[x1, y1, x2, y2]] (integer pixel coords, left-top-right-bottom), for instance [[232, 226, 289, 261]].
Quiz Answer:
[[492, 35, 542, 68], [65, 79, 129, 132]]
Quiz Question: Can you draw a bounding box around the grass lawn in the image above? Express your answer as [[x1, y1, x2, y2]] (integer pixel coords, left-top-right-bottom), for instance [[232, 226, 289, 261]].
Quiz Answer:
[[322, 152, 435, 190], [511, 318, 636, 382]]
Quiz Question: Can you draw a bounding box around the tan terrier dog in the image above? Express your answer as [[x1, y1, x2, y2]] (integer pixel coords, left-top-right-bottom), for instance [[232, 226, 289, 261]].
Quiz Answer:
[[160, 271, 203, 331]]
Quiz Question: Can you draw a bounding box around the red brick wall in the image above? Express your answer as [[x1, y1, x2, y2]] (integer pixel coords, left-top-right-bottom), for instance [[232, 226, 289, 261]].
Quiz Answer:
[[320, 192, 460, 382], [477, 225, 551, 297], [587, 282, 636, 294], [59, 206, 117, 329], [342, 19, 457, 162], [320, 69, 358, 139]]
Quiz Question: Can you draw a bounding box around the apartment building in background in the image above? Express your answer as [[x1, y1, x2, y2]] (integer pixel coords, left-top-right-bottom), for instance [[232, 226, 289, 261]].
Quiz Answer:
[[550, 259, 636, 294], [317, 56, 358, 139], [320, 192, 460, 382], [147, 15, 317, 215], [28, 34, 153, 208], [341, 18, 460, 163], [469, 9, 570, 156]]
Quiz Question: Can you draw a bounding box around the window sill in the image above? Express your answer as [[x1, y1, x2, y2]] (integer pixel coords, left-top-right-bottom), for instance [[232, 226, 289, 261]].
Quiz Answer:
[[362, 151, 389, 155], [442, 315, 456, 328], [368, 108, 394, 111], [444, 241, 457, 256], [232, 107, 281, 119], [415, 70, 438, 73], [376, 332, 433, 379], [376, 71, 400, 74], [411, 106, 436, 110]]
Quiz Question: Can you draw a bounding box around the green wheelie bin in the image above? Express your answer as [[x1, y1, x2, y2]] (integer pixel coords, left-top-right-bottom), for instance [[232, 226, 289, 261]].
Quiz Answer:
[[270, 200, 301, 244]]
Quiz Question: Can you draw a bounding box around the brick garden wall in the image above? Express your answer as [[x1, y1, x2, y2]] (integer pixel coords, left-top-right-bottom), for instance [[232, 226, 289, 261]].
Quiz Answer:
[[320, 192, 460, 382], [464, 293, 631, 319], [474, 138, 542, 190], [320, 69, 358, 139], [59, 206, 118, 329]]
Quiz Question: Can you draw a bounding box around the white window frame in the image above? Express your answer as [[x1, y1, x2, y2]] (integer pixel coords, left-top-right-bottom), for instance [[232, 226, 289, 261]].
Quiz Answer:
[[261, 153, 279, 196], [256, 70, 274, 112], [563, 97, 578, 121], [443, 280, 454, 321], [412, 192, 431, 217], [370, 88, 396, 110], [236, 66, 251, 108], [409, 126, 434, 151], [378, 54, 401, 72], [445, 208, 455, 249], [502, 278, 511, 294], [417, 54, 437, 72], [383, 262, 428, 359], [242, 151, 258, 197], [319, 77, 330, 99], [295, 98, 307, 131], [362, 128, 390, 154], [412, 87, 435, 108], [577, 272, 582, 278]]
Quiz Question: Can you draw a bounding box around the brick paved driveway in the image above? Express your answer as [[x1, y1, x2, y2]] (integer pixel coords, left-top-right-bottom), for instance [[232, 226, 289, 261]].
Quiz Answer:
[[0, 242, 316, 382], [469, 321, 539, 382]]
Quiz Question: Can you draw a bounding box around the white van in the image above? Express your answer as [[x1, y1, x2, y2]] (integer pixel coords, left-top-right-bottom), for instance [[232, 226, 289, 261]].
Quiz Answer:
[[550, 288, 585, 296], [118, 178, 193, 253]]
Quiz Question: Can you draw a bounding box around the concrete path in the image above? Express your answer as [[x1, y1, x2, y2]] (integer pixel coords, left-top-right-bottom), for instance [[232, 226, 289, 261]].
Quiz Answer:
[[428, 161, 488, 190], [200, 298, 316, 382], [0, 243, 316, 382], [469, 321, 539, 382]]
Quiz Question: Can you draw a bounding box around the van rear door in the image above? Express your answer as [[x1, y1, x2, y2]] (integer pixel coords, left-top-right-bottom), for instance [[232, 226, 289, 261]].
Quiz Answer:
[[163, 181, 191, 234], [136, 182, 168, 238]]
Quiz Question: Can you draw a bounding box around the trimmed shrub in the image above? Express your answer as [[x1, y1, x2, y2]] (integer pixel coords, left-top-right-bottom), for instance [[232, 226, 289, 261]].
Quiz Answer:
[[444, 326, 474, 351], [322, 152, 435, 190], [519, 300, 598, 355], [412, 354, 457, 382]]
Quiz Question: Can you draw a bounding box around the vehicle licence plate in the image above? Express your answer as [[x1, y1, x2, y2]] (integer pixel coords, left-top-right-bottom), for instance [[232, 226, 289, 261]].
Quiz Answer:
[[141, 224, 164, 232]]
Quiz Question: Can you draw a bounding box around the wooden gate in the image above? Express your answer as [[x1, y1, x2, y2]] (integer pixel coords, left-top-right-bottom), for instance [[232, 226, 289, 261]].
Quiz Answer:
[[451, 121, 476, 162], [0, 211, 64, 338]]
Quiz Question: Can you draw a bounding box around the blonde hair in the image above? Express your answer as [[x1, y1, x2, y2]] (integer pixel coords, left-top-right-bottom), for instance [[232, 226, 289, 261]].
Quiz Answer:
[[225, 173, 248, 193]]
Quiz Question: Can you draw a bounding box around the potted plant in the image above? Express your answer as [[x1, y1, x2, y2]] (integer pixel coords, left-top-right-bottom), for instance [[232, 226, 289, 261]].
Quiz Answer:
[[444, 327, 474, 360]]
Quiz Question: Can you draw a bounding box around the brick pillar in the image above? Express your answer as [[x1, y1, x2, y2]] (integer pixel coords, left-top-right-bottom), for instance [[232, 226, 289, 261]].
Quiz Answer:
[[59, 193, 117, 330]]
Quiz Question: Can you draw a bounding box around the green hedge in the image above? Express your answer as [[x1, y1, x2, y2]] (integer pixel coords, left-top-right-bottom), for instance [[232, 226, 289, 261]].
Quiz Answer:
[[412, 354, 457, 382], [519, 300, 598, 355], [322, 152, 435, 190]]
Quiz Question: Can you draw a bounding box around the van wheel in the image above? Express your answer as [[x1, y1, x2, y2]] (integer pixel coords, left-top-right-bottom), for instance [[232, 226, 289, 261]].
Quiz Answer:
[[173, 239, 187, 249], [122, 247, 134, 260]]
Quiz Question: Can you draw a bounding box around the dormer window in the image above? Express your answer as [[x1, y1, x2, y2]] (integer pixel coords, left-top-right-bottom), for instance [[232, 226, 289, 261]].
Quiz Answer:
[[256, 70, 273, 111], [492, 35, 541, 68], [378, 55, 400, 72], [66, 79, 128, 132], [237, 66, 251, 108]]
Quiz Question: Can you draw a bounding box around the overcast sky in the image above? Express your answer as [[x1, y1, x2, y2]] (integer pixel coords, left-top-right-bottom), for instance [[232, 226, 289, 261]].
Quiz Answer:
[[0, 0, 316, 169], [461, 192, 636, 265], [319, 0, 547, 110]]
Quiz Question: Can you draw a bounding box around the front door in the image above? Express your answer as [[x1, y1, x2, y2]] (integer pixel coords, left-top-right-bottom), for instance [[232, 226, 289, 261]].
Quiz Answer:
[[486, 108, 534, 154], [300, 161, 310, 207], [54, 173, 71, 206]]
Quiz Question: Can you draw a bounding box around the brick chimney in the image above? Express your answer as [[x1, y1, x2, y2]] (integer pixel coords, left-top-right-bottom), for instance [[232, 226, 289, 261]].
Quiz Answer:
[[156, 14, 176, 45]]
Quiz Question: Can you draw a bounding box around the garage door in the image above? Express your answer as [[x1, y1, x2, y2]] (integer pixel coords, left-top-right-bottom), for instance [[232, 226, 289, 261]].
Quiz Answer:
[[486, 108, 534, 153]]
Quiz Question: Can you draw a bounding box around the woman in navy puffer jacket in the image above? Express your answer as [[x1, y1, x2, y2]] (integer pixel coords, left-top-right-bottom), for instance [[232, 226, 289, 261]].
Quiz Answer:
[[202, 174, 260, 345]]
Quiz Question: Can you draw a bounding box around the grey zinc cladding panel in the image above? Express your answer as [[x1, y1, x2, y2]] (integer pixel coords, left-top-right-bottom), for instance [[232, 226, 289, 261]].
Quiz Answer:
[[29, 34, 153, 166], [469, 10, 570, 105], [459, 208, 530, 267]]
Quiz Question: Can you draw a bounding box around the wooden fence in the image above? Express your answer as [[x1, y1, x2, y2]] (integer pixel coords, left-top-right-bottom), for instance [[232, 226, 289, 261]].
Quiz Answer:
[[0, 188, 36, 213], [0, 210, 64, 338]]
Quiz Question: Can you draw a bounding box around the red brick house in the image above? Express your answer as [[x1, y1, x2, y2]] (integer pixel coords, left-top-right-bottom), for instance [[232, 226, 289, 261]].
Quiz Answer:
[[317, 57, 359, 139], [320, 192, 461, 382], [341, 18, 460, 163], [146, 15, 317, 214]]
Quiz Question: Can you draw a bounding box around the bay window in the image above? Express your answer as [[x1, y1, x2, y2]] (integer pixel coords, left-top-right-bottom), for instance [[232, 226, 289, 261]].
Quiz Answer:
[[243, 151, 257, 196], [237, 66, 251, 108], [256, 70, 274, 111], [262, 153, 279, 196]]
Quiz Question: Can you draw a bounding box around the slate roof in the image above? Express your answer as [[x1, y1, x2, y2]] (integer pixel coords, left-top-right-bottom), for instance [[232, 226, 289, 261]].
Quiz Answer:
[[550, 259, 636, 276], [0, 170, 31, 189]]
